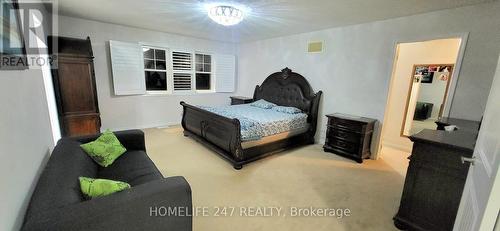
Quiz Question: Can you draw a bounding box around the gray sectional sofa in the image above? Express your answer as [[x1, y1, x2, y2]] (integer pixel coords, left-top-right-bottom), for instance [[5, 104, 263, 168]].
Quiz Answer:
[[22, 130, 192, 231]]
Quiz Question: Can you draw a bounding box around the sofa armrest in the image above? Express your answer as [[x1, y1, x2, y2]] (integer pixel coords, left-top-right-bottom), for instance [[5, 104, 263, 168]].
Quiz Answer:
[[73, 129, 146, 151], [22, 176, 192, 231]]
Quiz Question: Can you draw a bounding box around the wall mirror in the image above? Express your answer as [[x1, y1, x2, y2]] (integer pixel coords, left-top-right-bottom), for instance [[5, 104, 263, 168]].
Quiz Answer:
[[401, 64, 454, 136]]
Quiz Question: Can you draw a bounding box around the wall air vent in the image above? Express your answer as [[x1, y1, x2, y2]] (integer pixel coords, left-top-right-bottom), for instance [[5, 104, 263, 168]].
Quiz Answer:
[[307, 41, 323, 53]]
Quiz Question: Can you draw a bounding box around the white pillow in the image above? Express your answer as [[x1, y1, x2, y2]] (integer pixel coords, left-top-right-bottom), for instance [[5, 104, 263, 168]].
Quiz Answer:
[[249, 99, 277, 109], [272, 106, 302, 114]]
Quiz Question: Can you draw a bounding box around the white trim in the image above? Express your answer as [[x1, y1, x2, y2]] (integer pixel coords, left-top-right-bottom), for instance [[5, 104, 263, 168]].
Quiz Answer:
[[105, 122, 182, 132], [142, 45, 172, 94], [196, 89, 216, 94], [140, 44, 170, 51], [140, 91, 220, 97], [377, 42, 401, 159], [145, 90, 170, 95], [195, 52, 215, 91], [443, 33, 469, 117], [171, 90, 196, 95]]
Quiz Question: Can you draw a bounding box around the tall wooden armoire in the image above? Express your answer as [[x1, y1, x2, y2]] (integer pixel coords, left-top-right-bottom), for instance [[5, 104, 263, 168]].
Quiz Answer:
[[49, 36, 101, 137]]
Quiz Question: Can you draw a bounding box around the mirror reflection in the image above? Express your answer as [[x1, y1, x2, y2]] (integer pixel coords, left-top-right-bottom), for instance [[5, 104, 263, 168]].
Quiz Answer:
[[402, 64, 454, 136]]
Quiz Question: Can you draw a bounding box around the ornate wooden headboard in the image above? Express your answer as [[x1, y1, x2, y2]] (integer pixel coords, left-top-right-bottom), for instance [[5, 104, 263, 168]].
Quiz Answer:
[[253, 68, 322, 130]]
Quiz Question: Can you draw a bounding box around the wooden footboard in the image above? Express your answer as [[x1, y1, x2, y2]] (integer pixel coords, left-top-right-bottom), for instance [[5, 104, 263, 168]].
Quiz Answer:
[[180, 102, 244, 166]]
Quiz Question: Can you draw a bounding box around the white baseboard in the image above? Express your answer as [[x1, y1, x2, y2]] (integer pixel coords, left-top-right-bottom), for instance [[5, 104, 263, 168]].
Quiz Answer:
[[105, 122, 181, 132]]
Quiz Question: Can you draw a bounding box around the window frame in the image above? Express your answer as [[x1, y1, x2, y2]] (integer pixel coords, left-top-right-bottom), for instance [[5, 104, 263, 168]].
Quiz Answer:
[[194, 52, 215, 93], [142, 45, 171, 95]]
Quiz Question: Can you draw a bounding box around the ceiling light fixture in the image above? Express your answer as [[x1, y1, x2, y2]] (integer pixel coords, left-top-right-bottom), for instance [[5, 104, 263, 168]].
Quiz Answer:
[[207, 5, 245, 26]]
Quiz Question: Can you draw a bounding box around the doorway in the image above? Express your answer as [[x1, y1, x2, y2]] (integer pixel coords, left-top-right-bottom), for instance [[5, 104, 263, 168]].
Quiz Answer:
[[379, 37, 465, 175]]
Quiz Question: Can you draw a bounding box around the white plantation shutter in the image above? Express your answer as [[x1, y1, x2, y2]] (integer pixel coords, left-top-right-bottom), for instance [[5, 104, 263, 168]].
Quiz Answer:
[[109, 40, 146, 95], [173, 73, 192, 91], [172, 51, 193, 91], [215, 54, 236, 92], [172, 52, 192, 70]]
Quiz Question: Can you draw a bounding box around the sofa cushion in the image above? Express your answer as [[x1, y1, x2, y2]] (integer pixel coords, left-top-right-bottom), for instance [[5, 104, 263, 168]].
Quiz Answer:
[[98, 150, 163, 186], [24, 138, 98, 220]]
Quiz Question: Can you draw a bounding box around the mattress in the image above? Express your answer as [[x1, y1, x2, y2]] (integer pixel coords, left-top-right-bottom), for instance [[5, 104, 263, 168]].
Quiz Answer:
[[198, 104, 309, 141]]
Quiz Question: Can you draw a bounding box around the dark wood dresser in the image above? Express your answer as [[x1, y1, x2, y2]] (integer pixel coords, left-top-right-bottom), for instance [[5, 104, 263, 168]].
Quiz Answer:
[[49, 36, 101, 137], [230, 96, 254, 105], [323, 113, 376, 163], [394, 126, 479, 231]]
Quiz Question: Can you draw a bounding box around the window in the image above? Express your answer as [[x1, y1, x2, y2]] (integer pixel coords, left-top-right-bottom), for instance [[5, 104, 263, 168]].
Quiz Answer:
[[111, 41, 236, 96], [195, 53, 212, 90], [143, 47, 168, 92]]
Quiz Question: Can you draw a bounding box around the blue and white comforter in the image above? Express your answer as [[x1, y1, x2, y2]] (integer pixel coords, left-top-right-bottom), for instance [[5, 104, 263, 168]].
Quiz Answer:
[[198, 104, 308, 141]]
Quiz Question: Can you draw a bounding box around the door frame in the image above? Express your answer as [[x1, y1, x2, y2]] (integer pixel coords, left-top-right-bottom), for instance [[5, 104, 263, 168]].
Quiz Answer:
[[377, 32, 469, 157], [400, 63, 455, 137]]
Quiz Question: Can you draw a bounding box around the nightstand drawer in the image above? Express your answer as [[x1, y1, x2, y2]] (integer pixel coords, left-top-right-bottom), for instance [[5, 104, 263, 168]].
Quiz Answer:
[[327, 138, 359, 154], [328, 128, 361, 144], [328, 117, 363, 132]]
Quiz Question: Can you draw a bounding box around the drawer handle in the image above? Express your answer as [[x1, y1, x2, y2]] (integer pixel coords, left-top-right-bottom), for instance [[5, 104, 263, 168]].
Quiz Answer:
[[337, 131, 348, 138], [335, 123, 358, 131], [337, 123, 350, 128], [336, 140, 347, 147]]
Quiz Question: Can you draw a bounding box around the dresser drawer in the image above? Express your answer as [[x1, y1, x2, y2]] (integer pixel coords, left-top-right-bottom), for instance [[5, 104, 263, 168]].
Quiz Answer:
[[329, 128, 361, 144], [328, 117, 363, 132], [327, 138, 359, 154]]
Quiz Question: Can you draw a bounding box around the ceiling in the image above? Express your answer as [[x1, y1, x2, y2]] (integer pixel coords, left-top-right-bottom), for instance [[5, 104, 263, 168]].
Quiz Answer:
[[58, 0, 493, 43]]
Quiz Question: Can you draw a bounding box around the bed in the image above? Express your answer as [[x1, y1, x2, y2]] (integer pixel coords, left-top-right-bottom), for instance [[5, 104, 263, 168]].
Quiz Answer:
[[180, 68, 322, 169]]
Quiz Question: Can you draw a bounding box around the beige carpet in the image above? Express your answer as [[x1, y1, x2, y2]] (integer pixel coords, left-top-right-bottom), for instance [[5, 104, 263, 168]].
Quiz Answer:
[[145, 126, 404, 231]]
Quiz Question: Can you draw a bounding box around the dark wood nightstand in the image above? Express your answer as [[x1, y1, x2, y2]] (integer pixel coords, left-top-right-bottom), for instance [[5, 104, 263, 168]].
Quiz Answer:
[[323, 113, 376, 163], [230, 96, 254, 105]]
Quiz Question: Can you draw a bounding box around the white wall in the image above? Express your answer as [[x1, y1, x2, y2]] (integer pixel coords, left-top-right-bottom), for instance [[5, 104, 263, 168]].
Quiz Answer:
[[0, 71, 54, 231], [236, 1, 500, 157], [384, 38, 461, 151], [0, 1, 55, 230], [57, 16, 237, 131]]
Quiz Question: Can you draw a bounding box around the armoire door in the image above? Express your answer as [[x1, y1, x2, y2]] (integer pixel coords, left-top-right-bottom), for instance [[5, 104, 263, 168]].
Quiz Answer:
[[50, 36, 101, 137], [54, 56, 100, 136]]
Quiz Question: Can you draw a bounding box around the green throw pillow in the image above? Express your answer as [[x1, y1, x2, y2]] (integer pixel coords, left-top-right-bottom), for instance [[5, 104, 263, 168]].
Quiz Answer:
[[80, 129, 127, 167], [79, 177, 130, 198]]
